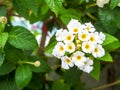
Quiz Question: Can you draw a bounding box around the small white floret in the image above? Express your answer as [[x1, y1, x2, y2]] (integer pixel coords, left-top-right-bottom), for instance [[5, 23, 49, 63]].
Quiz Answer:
[[52, 42, 65, 58], [65, 42, 75, 53], [78, 30, 90, 41], [72, 51, 86, 67], [92, 44, 105, 58], [61, 56, 74, 69], [78, 58, 93, 73], [82, 22, 95, 32], [67, 19, 82, 34], [82, 41, 94, 53]]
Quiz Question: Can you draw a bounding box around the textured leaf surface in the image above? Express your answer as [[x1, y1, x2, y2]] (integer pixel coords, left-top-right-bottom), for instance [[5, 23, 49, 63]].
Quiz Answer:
[[90, 60, 100, 80], [8, 26, 38, 50], [15, 65, 32, 89]]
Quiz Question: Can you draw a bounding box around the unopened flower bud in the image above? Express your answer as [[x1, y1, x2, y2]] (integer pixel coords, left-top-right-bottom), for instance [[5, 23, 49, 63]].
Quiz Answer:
[[76, 44, 81, 49], [0, 16, 7, 24], [76, 40, 81, 44], [34, 61, 40, 67], [118, 3, 120, 7], [29, 10, 32, 16]]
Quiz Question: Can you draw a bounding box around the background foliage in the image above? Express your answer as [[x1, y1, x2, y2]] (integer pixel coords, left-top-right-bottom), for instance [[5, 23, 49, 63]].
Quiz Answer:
[[0, 0, 120, 90]]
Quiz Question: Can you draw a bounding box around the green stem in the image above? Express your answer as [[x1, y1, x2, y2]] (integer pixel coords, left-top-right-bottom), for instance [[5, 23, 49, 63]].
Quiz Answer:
[[17, 60, 34, 65], [92, 80, 120, 90], [86, 13, 97, 21], [86, 3, 97, 9]]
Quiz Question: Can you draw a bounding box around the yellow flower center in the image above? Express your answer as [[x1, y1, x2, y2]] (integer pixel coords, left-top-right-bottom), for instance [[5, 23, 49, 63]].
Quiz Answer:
[[66, 35, 71, 41], [59, 46, 64, 52], [73, 28, 78, 33], [81, 34, 87, 39], [85, 26, 91, 31], [90, 36, 95, 42], [68, 45, 73, 50], [84, 61, 87, 65], [85, 44, 90, 50], [94, 48, 99, 53], [66, 59, 71, 64], [76, 56, 81, 61]]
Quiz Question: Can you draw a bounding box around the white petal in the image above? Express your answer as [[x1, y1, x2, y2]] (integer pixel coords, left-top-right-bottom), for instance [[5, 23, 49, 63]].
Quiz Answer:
[[92, 45, 105, 58], [96, 0, 110, 8], [78, 30, 90, 41], [83, 66, 93, 73], [65, 42, 75, 53], [69, 63, 74, 67], [67, 19, 82, 34], [82, 41, 94, 53], [61, 63, 69, 69]]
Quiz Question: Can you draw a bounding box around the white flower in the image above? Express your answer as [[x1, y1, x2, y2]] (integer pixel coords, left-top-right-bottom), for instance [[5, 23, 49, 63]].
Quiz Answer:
[[52, 42, 65, 58], [82, 41, 94, 53], [61, 56, 74, 69], [85, 0, 89, 3], [96, 0, 110, 8], [118, 3, 120, 7], [83, 22, 95, 32], [79, 58, 93, 73], [55, 28, 65, 41], [78, 30, 90, 41], [63, 30, 74, 43], [98, 32, 105, 44], [67, 19, 82, 34], [93, 32, 105, 44], [36, 35, 41, 45], [72, 51, 86, 67], [92, 44, 105, 58], [88, 33, 98, 44], [65, 42, 75, 53]]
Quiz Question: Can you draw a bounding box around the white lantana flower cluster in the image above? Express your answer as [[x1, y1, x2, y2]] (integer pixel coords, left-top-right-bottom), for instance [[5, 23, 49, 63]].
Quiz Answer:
[[96, 0, 110, 8], [52, 19, 105, 73]]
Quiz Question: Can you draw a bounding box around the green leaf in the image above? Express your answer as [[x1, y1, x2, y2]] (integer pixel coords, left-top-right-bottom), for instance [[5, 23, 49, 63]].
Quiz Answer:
[[0, 32, 8, 49], [45, 35, 57, 54], [45, 0, 65, 17], [4, 43, 25, 62], [60, 14, 80, 25], [13, 0, 29, 19], [102, 33, 118, 46], [0, 22, 5, 32], [13, 0, 40, 18], [0, 52, 5, 66], [52, 80, 71, 90], [0, 78, 15, 90], [60, 9, 82, 25], [79, 0, 85, 4], [98, 7, 117, 34], [15, 65, 32, 89], [90, 60, 100, 80], [28, 56, 51, 73], [8, 26, 38, 50], [0, 61, 16, 76], [63, 67, 82, 86], [24, 0, 40, 16], [110, 0, 120, 10], [0, 6, 6, 16], [103, 41, 120, 51], [113, 8, 120, 29], [27, 73, 43, 89], [97, 52, 113, 62], [29, 4, 49, 23]]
